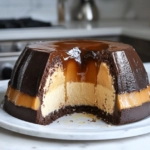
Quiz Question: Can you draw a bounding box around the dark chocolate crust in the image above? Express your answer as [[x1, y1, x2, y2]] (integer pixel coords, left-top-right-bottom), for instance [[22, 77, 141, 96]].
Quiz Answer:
[[3, 97, 150, 125], [118, 101, 150, 124], [101, 49, 149, 94], [3, 96, 37, 123]]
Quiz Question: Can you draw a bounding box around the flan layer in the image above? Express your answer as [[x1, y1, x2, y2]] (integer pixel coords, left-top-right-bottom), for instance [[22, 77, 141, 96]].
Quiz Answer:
[[6, 83, 150, 112], [4, 40, 150, 125], [6, 86, 40, 110]]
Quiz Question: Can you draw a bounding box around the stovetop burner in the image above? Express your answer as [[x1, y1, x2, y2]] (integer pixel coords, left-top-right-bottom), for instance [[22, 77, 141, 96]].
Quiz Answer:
[[0, 18, 52, 29], [0, 18, 65, 80]]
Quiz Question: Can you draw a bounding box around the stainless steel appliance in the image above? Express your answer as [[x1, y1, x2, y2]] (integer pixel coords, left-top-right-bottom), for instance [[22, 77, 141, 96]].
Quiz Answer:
[[0, 18, 55, 80], [71, 0, 99, 21], [0, 41, 27, 80]]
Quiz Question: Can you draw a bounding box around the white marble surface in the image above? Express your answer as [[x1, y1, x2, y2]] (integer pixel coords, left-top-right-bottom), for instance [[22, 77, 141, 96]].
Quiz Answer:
[[0, 128, 149, 150], [0, 63, 150, 149]]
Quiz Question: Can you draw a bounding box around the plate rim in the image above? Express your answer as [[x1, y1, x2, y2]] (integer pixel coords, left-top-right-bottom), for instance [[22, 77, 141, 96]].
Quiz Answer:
[[0, 105, 150, 140], [0, 77, 150, 141]]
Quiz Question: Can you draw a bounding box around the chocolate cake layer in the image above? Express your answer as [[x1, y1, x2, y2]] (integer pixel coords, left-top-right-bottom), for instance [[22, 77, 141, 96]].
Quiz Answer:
[[4, 97, 36, 123], [102, 49, 149, 94], [118, 101, 150, 124]]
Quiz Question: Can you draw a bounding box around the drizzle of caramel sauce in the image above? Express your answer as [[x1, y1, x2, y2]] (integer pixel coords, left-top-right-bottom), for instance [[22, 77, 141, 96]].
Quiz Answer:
[[47, 40, 108, 83]]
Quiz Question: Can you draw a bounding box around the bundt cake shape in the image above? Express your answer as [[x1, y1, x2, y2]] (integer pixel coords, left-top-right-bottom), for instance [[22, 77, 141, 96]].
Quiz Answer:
[[3, 40, 150, 125]]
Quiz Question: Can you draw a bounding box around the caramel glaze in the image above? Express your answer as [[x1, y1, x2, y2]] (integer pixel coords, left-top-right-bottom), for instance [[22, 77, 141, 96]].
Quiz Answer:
[[9, 40, 149, 98]]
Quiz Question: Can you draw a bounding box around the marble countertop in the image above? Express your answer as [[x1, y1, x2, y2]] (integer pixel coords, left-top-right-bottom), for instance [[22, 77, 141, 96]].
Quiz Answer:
[[0, 20, 150, 41], [0, 127, 149, 150]]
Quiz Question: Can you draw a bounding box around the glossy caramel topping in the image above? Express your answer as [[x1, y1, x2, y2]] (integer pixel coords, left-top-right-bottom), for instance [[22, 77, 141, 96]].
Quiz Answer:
[[28, 40, 131, 53], [28, 40, 109, 53], [64, 58, 98, 83], [65, 59, 80, 82], [84, 60, 97, 84]]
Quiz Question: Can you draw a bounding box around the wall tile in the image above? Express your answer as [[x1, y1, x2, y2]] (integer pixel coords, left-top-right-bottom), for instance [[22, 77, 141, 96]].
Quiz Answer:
[[0, 0, 149, 22]]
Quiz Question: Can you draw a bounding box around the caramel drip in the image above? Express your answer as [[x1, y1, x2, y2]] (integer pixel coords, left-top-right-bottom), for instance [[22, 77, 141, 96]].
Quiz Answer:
[[64, 59, 98, 83], [65, 59, 80, 82], [48, 44, 100, 83], [84, 60, 98, 84]]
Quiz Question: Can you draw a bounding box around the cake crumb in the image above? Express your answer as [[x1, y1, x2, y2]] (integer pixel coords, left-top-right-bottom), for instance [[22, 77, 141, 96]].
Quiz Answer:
[[91, 117, 97, 122], [107, 124, 111, 127], [87, 117, 97, 122]]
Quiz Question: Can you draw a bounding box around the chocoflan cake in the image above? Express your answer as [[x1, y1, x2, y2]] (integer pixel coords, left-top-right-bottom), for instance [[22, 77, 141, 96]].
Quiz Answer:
[[3, 40, 150, 125]]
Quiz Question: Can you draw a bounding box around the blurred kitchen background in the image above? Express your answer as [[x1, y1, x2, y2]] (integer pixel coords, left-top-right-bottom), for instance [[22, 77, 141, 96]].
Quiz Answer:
[[0, 0, 150, 22], [0, 0, 150, 80]]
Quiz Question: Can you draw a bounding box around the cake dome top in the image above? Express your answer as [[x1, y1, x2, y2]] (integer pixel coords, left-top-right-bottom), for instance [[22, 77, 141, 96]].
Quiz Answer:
[[26, 40, 132, 53]]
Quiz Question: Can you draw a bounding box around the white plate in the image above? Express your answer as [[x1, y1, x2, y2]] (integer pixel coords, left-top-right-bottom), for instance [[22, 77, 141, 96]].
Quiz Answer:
[[0, 62, 150, 141], [0, 105, 150, 141]]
